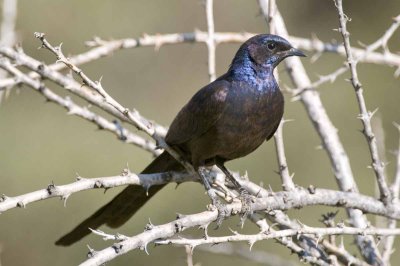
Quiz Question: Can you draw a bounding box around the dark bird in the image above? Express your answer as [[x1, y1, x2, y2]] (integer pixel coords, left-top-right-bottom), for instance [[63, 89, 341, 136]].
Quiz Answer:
[[56, 34, 305, 246]]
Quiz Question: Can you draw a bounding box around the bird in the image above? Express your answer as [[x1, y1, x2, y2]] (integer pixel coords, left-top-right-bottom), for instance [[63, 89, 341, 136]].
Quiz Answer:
[[56, 34, 305, 246]]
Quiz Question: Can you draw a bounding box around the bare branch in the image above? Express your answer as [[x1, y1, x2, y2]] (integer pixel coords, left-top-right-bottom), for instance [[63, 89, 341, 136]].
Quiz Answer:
[[250, 214, 331, 265], [274, 120, 295, 191], [0, 170, 197, 213], [259, 1, 383, 262], [79, 209, 221, 266], [382, 122, 400, 263], [0, 58, 160, 156], [198, 243, 298, 266], [79, 191, 400, 266], [1, 29, 400, 91], [156, 226, 400, 248], [205, 0, 216, 82], [0, 0, 17, 101], [0, 46, 168, 137], [290, 65, 348, 97], [334, 0, 391, 205], [185, 245, 194, 266]]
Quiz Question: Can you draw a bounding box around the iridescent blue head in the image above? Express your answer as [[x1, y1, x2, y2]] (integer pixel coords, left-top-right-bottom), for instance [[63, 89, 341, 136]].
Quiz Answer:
[[229, 34, 305, 81]]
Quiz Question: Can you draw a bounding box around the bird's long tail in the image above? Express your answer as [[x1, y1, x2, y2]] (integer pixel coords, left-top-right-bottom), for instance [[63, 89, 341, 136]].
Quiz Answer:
[[55, 151, 182, 246]]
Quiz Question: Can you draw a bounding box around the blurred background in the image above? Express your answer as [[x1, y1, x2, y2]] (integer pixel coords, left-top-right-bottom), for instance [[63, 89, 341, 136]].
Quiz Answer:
[[0, 0, 399, 265]]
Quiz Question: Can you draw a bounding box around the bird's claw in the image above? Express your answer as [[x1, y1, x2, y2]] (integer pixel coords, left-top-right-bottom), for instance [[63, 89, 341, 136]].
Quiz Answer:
[[238, 188, 253, 228], [211, 197, 230, 229]]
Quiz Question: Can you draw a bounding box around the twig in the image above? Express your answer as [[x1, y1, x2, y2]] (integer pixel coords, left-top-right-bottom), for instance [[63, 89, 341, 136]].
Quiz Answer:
[[250, 214, 331, 265], [321, 239, 370, 266], [79, 209, 222, 266], [259, 1, 383, 263], [3, 168, 400, 219], [198, 243, 299, 266], [185, 245, 194, 266], [289, 65, 348, 97], [334, 0, 391, 206], [0, 0, 17, 47], [1, 30, 400, 90], [0, 170, 197, 213], [0, 58, 160, 156], [156, 226, 400, 247], [80, 195, 395, 266], [0, 0, 17, 101], [0, 46, 168, 137], [273, 120, 295, 191], [382, 122, 400, 263], [205, 0, 216, 82]]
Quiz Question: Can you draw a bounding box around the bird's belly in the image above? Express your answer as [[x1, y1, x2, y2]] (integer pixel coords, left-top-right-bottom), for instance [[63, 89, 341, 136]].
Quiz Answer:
[[213, 94, 283, 160], [215, 116, 270, 159]]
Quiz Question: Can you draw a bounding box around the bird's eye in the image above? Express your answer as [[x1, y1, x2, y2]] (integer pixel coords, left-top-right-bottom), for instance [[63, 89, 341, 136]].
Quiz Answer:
[[267, 42, 276, 50]]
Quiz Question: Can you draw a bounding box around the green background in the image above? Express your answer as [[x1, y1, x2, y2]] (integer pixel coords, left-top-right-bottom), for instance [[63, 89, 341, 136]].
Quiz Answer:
[[0, 0, 399, 265]]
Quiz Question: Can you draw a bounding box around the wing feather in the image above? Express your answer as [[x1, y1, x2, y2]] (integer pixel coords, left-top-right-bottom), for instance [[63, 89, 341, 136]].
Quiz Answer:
[[166, 79, 229, 145]]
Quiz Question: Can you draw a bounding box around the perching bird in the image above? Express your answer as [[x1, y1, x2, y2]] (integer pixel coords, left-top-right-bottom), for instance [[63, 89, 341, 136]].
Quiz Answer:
[[56, 34, 305, 246]]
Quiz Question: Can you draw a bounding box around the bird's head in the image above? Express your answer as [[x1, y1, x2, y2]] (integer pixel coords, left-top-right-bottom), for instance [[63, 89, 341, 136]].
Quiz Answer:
[[229, 34, 305, 82], [245, 34, 306, 68], [231, 34, 305, 72]]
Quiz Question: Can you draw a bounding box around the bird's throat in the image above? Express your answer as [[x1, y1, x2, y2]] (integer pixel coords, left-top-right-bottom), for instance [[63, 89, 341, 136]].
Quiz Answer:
[[230, 52, 277, 92]]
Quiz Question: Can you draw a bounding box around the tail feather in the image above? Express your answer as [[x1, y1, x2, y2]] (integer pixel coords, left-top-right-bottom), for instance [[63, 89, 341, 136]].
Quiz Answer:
[[55, 151, 182, 246]]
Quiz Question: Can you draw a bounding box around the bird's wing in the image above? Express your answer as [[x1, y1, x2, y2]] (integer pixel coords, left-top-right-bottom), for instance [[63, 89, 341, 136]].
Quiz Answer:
[[166, 79, 230, 145]]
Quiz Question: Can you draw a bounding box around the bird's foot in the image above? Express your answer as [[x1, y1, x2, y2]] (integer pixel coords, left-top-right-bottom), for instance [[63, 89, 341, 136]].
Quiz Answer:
[[199, 167, 230, 228], [238, 188, 253, 228], [209, 197, 230, 229]]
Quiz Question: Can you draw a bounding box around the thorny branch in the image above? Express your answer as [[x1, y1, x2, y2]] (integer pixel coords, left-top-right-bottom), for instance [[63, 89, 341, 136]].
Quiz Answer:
[[382, 123, 400, 263], [334, 0, 392, 206], [205, 0, 216, 82], [0, 0, 17, 101], [0, 169, 197, 213], [1, 27, 400, 90], [80, 197, 399, 266], [1, 0, 400, 265], [0, 57, 160, 156]]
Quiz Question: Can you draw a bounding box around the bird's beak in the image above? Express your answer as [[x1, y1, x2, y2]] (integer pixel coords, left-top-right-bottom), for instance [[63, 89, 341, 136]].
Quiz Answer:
[[287, 47, 306, 57]]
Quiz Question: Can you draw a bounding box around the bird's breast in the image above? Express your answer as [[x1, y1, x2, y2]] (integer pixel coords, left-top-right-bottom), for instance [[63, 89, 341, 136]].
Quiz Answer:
[[212, 83, 284, 159]]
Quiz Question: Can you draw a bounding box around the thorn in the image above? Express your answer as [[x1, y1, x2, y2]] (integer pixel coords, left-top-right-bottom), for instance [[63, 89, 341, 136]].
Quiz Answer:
[[369, 108, 379, 118], [57, 42, 63, 52], [62, 194, 70, 207], [144, 218, 154, 231], [87, 245, 96, 258], [248, 239, 256, 250], [310, 52, 322, 63], [308, 185, 316, 194], [121, 167, 130, 176], [47, 181, 57, 195], [144, 185, 150, 196], [176, 213, 186, 219], [188, 245, 195, 254], [357, 40, 367, 48], [0, 194, 8, 202], [199, 223, 210, 239], [75, 172, 82, 181], [394, 67, 400, 78], [17, 201, 25, 208], [112, 243, 123, 254], [94, 180, 103, 188], [143, 243, 150, 255]]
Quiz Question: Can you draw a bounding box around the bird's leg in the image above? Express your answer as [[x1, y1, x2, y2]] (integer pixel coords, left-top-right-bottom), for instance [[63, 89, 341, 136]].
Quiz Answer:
[[198, 166, 229, 228], [216, 163, 253, 227]]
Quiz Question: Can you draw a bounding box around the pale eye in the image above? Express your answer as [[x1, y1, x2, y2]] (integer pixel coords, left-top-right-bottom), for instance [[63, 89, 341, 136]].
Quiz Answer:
[[267, 42, 276, 50]]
